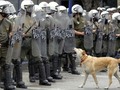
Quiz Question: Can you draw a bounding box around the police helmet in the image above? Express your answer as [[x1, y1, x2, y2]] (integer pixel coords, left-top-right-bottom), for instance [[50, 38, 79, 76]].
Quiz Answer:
[[112, 12, 120, 20], [21, 0, 34, 10], [88, 9, 98, 18], [39, 2, 49, 8], [57, 6, 66, 11], [101, 11, 109, 18], [72, 4, 83, 14], [48, 1, 59, 11]]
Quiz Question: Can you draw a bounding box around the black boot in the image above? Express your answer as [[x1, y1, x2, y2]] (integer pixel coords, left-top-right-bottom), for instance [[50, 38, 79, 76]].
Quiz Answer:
[[43, 58, 55, 83], [13, 60, 27, 89], [3, 64, 15, 90], [28, 59, 35, 82], [51, 55, 62, 79], [38, 61, 51, 86], [34, 62, 39, 80], [95, 53, 101, 57], [68, 53, 80, 75], [0, 67, 4, 88], [86, 49, 92, 55], [62, 54, 69, 71], [102, 52, 107, 57]]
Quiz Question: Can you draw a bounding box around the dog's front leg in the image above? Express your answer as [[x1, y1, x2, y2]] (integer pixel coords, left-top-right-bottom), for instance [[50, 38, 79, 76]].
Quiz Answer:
[[91, 72, 99, 89], [79, 72, 89, 88]]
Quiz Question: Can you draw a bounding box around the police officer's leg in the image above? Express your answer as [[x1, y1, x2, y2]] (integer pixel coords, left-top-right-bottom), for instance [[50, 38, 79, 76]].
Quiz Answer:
[[95, 53, 102, 57], [12, 63, 16, 85], [58, 54, 62, 73], [102, 40, 108, 56], [1, 57, 15, 90], [0, 63, 4, 88], [115, 49, 120, 71], [12, 59, 27, 88], [51, 55, 62, 79], [68, 53, 80, 75], [42, 57, 55, 82], [86, 49, 93, 55], [34, 62, 39, 80], [35, 57, 51, 86], [26, 50, 36, 83], [62, 53, 69, 71], [28, 57, 35, 82]]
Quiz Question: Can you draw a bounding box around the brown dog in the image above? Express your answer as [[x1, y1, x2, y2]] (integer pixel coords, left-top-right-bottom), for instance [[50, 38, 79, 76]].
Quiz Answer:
[[74, 48, 120, 89]]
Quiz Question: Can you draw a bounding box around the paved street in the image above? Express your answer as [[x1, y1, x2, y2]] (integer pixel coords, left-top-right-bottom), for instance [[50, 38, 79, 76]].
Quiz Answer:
[[0, 66, 120, 90], [6, 66, 120, 90]]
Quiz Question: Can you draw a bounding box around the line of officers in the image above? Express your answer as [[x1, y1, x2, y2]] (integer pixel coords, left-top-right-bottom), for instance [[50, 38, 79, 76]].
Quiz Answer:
[[0, 0, 85, 90], [1, 0, 120, 90]]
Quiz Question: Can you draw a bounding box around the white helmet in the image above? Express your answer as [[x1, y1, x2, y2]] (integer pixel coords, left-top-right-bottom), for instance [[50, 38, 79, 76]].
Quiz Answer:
[[39, 2, 51, 13], [0, 0, 9, 14], [101, 11, 109, 18], [33, 5, 42, 12], [110, 7, 117, 12], [112, 12, 120, 20], [49, 1, 59, 11], [5, 1, 16, 14], [0, 0, 8, 6], [57, 6, 66, 11], [117, 6, 120, 9], [106, 8, 112, 12], [32, 5, 43, 18], [88, 9, 98, 18], [39, 2, 49, 8], [117, 15, 120, 20], [21, 0, 34, 10], [97, 7, 101, 11], [72, 4, 83, 13], [82, 10, 87, 17]]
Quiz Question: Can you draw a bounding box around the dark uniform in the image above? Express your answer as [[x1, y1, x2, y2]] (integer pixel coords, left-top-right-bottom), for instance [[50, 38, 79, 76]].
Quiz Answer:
[[73, 16, 85, 49], [0, 18, 15, 90]]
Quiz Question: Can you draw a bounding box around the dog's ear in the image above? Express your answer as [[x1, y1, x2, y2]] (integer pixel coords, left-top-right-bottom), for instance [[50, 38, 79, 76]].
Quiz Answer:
[[82, 50, 86, 56]]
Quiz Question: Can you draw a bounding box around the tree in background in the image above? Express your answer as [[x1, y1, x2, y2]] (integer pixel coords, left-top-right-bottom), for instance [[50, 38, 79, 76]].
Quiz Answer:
[[81, 0, 108, 11]]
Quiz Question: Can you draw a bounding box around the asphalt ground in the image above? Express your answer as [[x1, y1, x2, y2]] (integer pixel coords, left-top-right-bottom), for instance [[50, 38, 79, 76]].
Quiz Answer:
[[7, 64, 120, 90], [0, 62, 120, 90]]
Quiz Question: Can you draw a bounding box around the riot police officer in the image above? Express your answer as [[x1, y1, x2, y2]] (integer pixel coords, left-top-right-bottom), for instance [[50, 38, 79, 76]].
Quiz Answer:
[[59, 5, 80, 75], [20, 0, 51, 86], [48, 1, 63, 79], [0, 0, 15, 90], [37, 2, 55, 83], [95, 11, 109, 57], [72, 4, 85, 49], [87, 9, 98, 55]]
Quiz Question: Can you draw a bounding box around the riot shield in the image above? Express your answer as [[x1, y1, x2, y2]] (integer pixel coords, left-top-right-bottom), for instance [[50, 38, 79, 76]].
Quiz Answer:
[[84, 25, 93, 50], [95, 29, 103, 54]]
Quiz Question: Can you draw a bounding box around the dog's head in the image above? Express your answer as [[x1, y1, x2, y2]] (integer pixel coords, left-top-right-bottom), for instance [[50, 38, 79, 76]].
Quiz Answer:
[[74, 48, 87, 57], [74, 48, 87, 61], [74, 48, 82, 57]]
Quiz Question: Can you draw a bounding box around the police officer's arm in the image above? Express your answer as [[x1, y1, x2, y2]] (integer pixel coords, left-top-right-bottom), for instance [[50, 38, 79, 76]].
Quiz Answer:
[[92, 22, 99, 33], [74, 30, 84, 35], [9, 20, 14, 38], [116, 25, 120, 37]]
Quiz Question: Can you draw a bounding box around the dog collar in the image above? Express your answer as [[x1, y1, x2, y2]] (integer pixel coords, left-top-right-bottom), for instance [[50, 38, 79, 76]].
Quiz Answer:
[[81, 55, 88, 64]]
